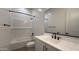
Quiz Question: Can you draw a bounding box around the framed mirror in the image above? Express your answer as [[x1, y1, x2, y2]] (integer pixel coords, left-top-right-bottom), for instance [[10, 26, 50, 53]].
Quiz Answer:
[[44, 8, 79, 37]]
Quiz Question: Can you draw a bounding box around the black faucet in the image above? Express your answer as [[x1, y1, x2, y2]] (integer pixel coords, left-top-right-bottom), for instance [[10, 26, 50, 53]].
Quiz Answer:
[[54, 33, 56, 39], [57, 37, 61, 40], [51, 33, 56, 39], [51, 32, 61, 40], [51, 35, 53, 38]]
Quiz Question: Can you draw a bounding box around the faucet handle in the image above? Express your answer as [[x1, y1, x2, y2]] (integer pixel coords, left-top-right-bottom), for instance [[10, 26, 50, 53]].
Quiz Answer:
[[50, 34, 53, 38], [57, 37, 61, 40], [52, 35, 53, 38]]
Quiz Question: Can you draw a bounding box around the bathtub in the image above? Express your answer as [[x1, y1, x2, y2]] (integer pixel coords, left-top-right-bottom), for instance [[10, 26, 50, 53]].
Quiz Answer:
[[9, 37, 33, 50]]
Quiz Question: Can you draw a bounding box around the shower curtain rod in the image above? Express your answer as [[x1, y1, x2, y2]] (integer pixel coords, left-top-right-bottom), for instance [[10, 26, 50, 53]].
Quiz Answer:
[[9, 10, 35, 17]]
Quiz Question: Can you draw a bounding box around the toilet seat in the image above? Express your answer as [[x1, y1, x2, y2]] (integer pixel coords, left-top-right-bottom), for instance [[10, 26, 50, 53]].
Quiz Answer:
[[26, 41, 35, 47]]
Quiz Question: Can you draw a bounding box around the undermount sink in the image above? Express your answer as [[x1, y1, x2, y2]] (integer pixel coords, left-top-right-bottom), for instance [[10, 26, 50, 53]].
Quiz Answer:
[[41, 35, 62, 44], [38, 33, 64, 44]]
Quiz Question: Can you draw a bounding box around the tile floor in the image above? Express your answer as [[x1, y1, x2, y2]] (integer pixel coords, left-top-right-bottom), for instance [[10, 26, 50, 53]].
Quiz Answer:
[[13, 47, 35, 51]]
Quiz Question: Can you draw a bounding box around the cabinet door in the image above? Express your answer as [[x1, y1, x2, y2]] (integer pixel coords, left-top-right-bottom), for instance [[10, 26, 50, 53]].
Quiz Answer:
[[35, 38, 60, 51], [35, 38, 45, 51], [46, 44, 60, 51]]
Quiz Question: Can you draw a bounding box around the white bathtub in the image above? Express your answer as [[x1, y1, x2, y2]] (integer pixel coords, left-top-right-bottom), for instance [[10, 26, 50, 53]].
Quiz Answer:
[[9, 37, 33, 50]]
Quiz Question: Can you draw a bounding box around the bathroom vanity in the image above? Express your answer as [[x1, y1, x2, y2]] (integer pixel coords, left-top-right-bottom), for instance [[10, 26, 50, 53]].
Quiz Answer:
[[35, 33, 79, 51]]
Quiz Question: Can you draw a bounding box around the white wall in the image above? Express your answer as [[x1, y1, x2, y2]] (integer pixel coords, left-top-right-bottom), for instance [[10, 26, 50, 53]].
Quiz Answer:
[[0, 9, 11, 50], [32, 9, 45, 36], [0, 9, 11, 26]]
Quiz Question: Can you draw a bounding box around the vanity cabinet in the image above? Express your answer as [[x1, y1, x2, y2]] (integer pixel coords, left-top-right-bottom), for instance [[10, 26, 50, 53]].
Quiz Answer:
[[35, 38, 45, 51], [35, 38, 60, 51], [45, 44, 60, 51]]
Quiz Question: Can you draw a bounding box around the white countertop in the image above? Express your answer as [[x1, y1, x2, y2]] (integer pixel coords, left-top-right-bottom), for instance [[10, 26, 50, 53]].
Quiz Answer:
[[35, 33, 79, 51]]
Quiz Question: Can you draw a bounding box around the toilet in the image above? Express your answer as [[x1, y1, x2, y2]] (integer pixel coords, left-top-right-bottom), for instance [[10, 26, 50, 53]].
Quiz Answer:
[[26, 41, 35, 51]]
